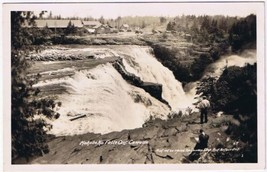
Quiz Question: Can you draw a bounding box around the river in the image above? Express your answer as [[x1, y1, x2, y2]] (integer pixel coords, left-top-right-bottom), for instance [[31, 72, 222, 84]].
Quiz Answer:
[[30, 45, 256, 136]]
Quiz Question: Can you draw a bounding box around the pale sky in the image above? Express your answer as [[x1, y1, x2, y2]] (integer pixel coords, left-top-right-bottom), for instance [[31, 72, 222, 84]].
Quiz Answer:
[[8, 2, 262, 19]]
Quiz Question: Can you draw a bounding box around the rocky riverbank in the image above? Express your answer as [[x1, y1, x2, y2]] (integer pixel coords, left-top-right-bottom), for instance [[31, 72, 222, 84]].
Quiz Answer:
[[30, 112, 243, 164]]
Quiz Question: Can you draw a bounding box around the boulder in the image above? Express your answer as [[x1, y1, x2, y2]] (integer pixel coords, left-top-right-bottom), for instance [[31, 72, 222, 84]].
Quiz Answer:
[[175, 123, 188, 133], [113, 60, 170, 106], [141, 82, 163, 100], [162, 128, 178, 137]]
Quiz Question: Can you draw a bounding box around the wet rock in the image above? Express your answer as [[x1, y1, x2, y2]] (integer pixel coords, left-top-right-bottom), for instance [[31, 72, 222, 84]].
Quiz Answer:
[[102, 146, 140, 163], [150, 137, 170, 150], [144, 118, 165, 128], [166, 136, 179, 147], [164, 119, 182, 127], [31, 111, 237, 164], [156, 127, 165, 137], [78, 146, 106, 164], [101, 129, 129, 141], [129, 126, 159, 140], [134, 144, 149, 156], [153, 153, 174, 164], [175, 123, 188, 133], [142, 82, 163, 101], [131, 156, 147, 164], [162, 128, 178, 137], [130, 92, 152, 107], [128, 128, 147, 140], [112, 60, 169, 106], [143, 127, 159, 140]]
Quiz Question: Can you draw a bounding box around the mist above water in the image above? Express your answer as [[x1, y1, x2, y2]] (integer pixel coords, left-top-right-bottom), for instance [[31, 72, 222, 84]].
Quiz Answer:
[[203, 50, 257, 79]]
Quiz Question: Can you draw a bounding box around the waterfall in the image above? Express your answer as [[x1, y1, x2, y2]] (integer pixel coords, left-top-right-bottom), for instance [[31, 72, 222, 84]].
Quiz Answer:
[[186, 49, 257, 101], [40, 63, 170, 136], [33, 46, 256, 136], [203, 49, 257, 78], [114, 45, 194, 111], [33, 45, 195, 136]]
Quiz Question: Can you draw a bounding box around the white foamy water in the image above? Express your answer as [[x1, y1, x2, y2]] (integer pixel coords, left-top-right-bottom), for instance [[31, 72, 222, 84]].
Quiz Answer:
[[46, 63, 169, 136], [36, 46, 256, 136], [188, 49, 257, 99], [204, 50, 256, 78], [39, 67, 75, 76], [40, 45, 196, 136], [36, 47, 119, 60], [114, 46, 195, 111]]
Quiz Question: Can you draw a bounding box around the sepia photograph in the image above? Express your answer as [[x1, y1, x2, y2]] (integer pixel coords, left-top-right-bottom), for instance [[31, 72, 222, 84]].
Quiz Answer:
[[2, 1, 266, 171]]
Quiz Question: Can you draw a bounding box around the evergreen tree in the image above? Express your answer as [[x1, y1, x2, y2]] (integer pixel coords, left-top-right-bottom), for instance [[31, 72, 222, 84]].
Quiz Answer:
[[11, 11, 59, 163], [65, 21, 76, 35], [99, 16, 105, 24], [48, 11, 52, 19], [160, 17, 167, 24], [229, 14, 256, 51]]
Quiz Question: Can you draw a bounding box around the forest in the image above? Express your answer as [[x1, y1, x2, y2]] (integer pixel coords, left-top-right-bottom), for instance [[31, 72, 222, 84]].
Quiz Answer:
[[152, 14, 256, 83]]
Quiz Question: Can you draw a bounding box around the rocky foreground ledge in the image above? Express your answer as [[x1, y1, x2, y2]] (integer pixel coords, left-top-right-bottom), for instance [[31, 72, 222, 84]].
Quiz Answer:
[[30, 113, 241, 164]]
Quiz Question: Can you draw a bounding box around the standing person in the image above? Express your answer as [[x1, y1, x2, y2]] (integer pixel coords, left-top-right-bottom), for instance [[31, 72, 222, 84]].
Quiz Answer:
[[197, 96, 210, 124]]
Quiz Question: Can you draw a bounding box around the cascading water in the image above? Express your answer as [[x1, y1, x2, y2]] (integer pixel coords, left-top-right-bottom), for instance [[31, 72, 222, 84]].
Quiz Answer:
[[203, 49, 257, 78], [33, 46, 256, 136], [34, 45, 195, 136], [39, 63, 171, 136], [185, 49, 257, 100], [113, 46, 194, 111]]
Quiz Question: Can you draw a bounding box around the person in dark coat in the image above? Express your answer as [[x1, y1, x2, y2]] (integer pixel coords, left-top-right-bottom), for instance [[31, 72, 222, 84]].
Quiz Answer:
[[188, 129, 209, 161], [194, 129, 209, 150]]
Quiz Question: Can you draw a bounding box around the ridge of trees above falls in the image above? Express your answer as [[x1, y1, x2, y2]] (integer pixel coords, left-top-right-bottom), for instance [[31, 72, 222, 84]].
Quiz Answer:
[[166, 14, 256, 51], [149, 14, 256, 84]]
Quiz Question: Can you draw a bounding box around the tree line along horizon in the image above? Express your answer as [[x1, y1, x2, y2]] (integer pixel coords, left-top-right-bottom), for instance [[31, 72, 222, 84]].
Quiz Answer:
[[39, 11, 254, 29]]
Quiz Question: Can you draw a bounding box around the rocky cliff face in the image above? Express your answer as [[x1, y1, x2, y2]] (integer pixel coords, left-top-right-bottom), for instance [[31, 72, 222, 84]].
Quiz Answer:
[[112, 59, 170, 108], [31, 113, 241, 164]]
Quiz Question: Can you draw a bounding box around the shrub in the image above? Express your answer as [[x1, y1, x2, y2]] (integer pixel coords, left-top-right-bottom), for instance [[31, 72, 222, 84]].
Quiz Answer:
[[190, 54, 213, 80], [197, 63, 257, 162], [212, 64, 257, 114], [152, 45, 191, 83]]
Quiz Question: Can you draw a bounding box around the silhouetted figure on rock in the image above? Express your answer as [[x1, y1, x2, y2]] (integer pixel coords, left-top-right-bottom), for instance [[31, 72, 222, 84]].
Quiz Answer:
[[188, 129, 209, 161], [195, 129, 209, 149]]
